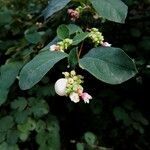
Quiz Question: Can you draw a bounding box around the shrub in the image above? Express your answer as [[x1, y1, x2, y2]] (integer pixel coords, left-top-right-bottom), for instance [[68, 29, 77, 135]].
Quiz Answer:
[[0, 0, 149, 149]]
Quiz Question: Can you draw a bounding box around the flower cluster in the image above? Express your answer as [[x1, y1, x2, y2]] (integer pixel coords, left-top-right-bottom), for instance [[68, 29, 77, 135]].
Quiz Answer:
[[68, 9, 79, 21], [88, 28, 104, 46], [68, 6, 84, 21], [54, 70, 92, 103], [88, 28, 111, 47], [50, 38, 73, 52]]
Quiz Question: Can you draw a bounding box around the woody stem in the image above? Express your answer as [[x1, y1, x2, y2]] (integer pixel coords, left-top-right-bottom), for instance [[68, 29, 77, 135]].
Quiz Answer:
[[78, 42, 84, 60]]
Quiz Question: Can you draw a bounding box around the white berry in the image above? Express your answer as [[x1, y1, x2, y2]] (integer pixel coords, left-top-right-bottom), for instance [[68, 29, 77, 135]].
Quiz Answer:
[[54, 78, 68, 96]]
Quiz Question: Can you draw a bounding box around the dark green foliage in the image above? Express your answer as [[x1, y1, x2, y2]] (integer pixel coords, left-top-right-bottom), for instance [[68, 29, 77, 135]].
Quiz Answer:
[[79, 47, 137, 84], [89, 0, 128, 23], [0, 0, 150, 149], [68, 48, 78, 69], [19, 51, 68, 90], [57, 24, 70, 39]]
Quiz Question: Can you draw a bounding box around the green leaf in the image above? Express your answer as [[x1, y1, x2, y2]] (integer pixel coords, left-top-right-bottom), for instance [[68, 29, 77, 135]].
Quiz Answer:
[[113, 107, 132, 126], [30, 100, 49, 118], [7, 130, 19, 145], [0, 8, 12, 27], [35, 120, 46, 133], [0, 132, 6, 143], [0, 142, 8, 150], [33, 85, 55, 97], [17, 118, 36, 133], [27, 118, 36, 131], [36, 116, 60, 150], [72, 32, 89, 45], [76, 143, 85, 150], [131, 111, 149, 126], [38, 145, 49, 150], [84, 132, 97, 146], [0, 62, 22, 89], [0, 116, 14, 132], [132, 122, 144, 134], [79, 47, 137, 84], [36, 131, 48, 147], [57, 24, 69, 39], [29, 84, 55, 97], [46, 116, 60, 150], [13, 110, 29, 124], [67, 24, 82, 35], [0, 90, 8, 106], [68, 48, 78, 68], [19, 51, 68, 90], [11, 97, 27, 111], [0, 142, 19, 150], [19, 132, 30, 142], [24, 27, 42, 44], [42, 0, 71, 19], [89, 0, 128, 23], [90, 100, 102, 115], [72, 0, 89, 3], [47, 116, 60, 131], [0, 62, 22, 105]]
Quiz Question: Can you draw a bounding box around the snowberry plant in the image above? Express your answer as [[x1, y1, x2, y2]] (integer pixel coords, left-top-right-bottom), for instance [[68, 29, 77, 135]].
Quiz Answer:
[[18, 0, 137, 103]]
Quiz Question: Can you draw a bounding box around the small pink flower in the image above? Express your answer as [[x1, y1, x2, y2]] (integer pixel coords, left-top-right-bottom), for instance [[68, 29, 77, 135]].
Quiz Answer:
[[101, 42, 111, 47], [50, 44, 60, 51], [67, 9, 74, 14], [81, 92, 92, 103], [67, 9, 79, 21], [69, 92, 80, 103]]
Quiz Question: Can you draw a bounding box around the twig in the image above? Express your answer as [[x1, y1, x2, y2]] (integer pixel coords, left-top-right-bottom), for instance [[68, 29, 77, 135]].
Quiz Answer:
[[78, 42, 84, 60]]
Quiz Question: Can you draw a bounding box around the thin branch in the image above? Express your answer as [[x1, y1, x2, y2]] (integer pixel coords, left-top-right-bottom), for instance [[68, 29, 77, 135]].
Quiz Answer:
[[78, 42, 84, 60]]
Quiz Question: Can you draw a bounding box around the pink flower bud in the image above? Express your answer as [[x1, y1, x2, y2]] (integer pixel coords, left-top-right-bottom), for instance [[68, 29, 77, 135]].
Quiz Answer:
[[77, 86, 83, 96], [81, 92, 92, 103], [67, 9, 74, 14], [67, 9, 79, 21]]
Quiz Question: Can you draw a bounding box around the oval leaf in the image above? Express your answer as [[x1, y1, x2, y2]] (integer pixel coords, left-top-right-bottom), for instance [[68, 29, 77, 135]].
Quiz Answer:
[[57, 24, 69, 39], [79, 47, 137, 84], [0, 62, 23, 105], [42, 0, 71, 19], [19, 51, 68, 90], [84, 132, 97, 146], [72, 32, 89, 45], [76, 143, 85, 150], [0, 116, 14, 132], [68, 48, 78, 68], [24, 27, 42, 44], [67, 24, 82, 35], [89, 0, 128, 23]]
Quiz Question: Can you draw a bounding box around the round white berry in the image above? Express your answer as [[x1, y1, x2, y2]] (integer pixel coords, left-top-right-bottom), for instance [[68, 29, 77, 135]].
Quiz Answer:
[[54, 78, 68, 96]]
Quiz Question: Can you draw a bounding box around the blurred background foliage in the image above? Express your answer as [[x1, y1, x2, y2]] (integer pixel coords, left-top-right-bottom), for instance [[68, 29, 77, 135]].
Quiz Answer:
[[0, 0, 150, 149]]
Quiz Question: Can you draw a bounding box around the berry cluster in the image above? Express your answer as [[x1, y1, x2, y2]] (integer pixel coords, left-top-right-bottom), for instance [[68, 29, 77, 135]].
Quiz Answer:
[[50, 38, 73, 52], [88, 28, 104, 46], [54, 71, 92, 103], [51, 7, 112, 104], [88, 28, 111, 47]]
